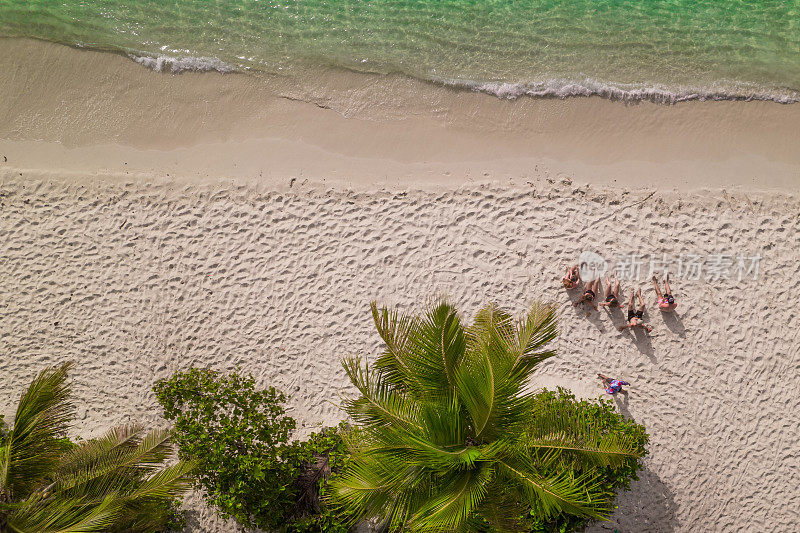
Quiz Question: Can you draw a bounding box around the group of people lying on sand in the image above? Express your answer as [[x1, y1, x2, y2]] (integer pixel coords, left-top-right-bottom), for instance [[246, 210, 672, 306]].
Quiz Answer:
[[563, 265, 676, 333], [562, 264, 678, 395]]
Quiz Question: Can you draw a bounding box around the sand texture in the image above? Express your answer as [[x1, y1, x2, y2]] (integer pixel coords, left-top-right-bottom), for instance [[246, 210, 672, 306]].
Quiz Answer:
[[3, 38, 800, 192], [1, 175, 798, 532]]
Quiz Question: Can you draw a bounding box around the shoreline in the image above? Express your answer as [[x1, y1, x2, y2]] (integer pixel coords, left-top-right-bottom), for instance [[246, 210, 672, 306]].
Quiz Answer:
[[2, 36, 800, 533], [2, 37, 800, 192]]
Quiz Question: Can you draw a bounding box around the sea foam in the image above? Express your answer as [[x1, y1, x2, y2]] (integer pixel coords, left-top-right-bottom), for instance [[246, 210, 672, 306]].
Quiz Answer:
[[128, 53, 235, 74], [125, 51, 799, 105], [441, 77, 800, 105]]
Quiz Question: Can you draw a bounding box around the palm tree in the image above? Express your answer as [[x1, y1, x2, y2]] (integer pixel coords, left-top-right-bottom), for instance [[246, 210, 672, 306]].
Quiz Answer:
[[331, 301, 643, 532], [0, 363, 194, 533]]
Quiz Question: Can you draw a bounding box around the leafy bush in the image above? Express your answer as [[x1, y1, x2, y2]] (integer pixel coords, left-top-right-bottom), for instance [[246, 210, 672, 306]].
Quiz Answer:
[[154, 368, 351, 532], [524, 388, 649, 533], [285, 426, 352, 533]]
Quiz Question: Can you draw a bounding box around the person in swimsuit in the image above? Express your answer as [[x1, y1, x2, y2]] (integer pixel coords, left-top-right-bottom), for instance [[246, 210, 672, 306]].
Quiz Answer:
[[562, 265, 581, 289], [598, 273, 621, 308], [573, 277, 599, 311], [652, 273, 677, 311], [598, 373, 629, 395], [618, 288, 652, 332]]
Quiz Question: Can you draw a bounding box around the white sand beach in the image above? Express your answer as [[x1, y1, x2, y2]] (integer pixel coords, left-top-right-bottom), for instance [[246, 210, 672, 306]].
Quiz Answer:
[[1, 176, 798, 531], [1, 38, 800, 533]]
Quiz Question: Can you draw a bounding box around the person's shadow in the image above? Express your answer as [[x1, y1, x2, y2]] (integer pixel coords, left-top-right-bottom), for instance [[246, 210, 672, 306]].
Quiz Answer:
[[632, 327, 655, 361], [661, 311, 686, 337], [602, 302, 626, 320], [567, 289, 605, 332], [612, 389, 630, 417], [616, 311, 656, 362], [587, 464, 680, 532]]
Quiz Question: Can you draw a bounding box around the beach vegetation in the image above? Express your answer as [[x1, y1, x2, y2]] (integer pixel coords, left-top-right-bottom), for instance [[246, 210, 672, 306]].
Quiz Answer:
[[0, 363, 193, 533], [523, 388, 648, 533], [329, 301, 647, 532], [154, 368, 352, 532]]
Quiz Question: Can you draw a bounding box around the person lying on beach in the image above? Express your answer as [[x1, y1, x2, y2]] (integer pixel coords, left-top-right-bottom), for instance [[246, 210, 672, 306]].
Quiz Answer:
[[618, 288, 653, 332], [598, 273, 621, 308], [652, 273, 677, 311], [573, 277, 599, 311], [562, 265, 581, 289], [598, 373, 629, 395]]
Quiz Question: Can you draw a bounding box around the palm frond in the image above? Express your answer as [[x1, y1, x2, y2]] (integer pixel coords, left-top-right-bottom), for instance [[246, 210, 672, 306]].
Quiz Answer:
[[459, 303, 560, 441], [404, 301, 465, 395], [508, 303, 559, 377], [327, 455, 405, 525], [124, 460, 195, 501], [366, 428, 480, 475], [527, 406, 642, 468], [453, 347, 495, 440], [1, 363, 74, 500], [408, 466, 493, 532], [414, 399, 467, 450], [341, 357, 422, 431], [460, 304, 537, 440], [373, 301, 467, 400], [51, 427, 175, 499], [371, 302, 422, 392], [475, 485, 533, 533], [496, 456, 607, 520], [54, 425, 144, 484], [6, 493, 123, 533]]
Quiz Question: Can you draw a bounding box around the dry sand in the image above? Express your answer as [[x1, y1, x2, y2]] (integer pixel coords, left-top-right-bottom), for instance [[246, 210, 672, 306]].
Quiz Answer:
[[1, 176, 798, 532], [2, 37, 800, 533]]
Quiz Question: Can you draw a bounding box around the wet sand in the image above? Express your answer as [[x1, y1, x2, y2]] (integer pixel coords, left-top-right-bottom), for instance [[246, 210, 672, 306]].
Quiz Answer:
[[2, 37, 800, 533], [2, 38, 799, 192]]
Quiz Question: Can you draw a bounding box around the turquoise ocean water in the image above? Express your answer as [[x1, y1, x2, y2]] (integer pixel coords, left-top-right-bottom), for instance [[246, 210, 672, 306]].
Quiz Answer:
[[1, 0, 799, 102]]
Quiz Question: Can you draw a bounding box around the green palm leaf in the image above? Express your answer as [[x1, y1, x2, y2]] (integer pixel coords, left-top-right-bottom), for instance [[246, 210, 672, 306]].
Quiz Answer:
[[341, 356, 422, 431], [496, 456, 606, 519], [371, 302, 421, 391], [6, 493, 123, 533], [52, 427, 176, 498], [404, 301, 466, 394], [1, 365, 193, 533], [373, 301, 466, 399], [408, 466, 494, 532], [527, 406, 641, 468], [332, 300, 645, 532], [1, 362, 73, 501]]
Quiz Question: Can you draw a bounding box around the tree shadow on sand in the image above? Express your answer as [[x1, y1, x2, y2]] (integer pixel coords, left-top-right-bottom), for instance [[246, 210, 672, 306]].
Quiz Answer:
[[587, 465, 680, 533]]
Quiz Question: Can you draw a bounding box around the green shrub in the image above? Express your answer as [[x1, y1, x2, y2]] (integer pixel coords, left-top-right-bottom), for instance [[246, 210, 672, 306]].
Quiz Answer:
[[154, 368, 351, 532], [524, 387, 649, 533], [284, 425, 352, 533]]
